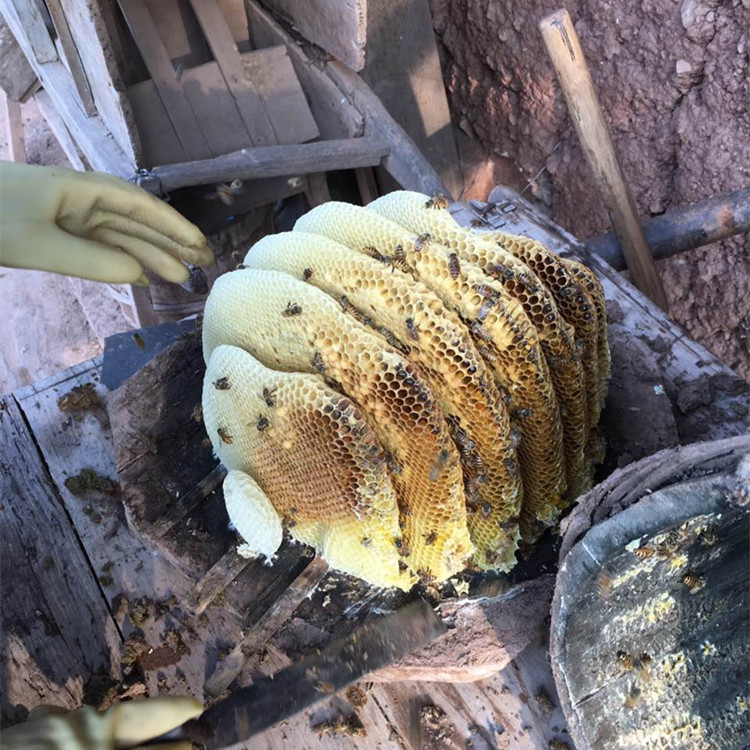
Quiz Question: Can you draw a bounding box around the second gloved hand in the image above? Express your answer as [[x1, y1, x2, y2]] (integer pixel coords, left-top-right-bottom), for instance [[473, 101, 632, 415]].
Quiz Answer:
[[0, 162, 213, 285]]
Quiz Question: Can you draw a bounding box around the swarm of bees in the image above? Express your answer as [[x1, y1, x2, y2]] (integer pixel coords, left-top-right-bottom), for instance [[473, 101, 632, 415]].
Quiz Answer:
[[201, 191, 609, 588]]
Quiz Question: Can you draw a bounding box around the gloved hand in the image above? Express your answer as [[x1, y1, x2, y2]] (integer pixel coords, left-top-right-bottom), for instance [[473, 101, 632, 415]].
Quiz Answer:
[[0, 162, 213, 285], [0, 695, 203, 750]]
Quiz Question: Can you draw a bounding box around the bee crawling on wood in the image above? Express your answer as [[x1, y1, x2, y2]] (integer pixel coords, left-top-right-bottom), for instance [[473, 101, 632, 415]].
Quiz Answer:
[[682, 572, 704, 590], [217, 427, 233, 444], [282, 301, 302, 317], [213, 377, 230, 390], [262, 386, 277, 407], [302, 267, 313, 281], [617, 650, 634, 671], [535, 688, 555, 716], [447, 253, 461, 279], [207, 178, 243, 205], [425, 193, 450, 210], [634, 546, 655, 559], [256, 415, 269, 432], [405, 317, 419, 341], [414, 232, 431, 251]]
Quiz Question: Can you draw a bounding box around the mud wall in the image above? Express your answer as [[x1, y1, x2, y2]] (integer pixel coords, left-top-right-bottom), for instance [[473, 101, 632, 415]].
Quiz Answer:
[[430, 0, 749, 378]]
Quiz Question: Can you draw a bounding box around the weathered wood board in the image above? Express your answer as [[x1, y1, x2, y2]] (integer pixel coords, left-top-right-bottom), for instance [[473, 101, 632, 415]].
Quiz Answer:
[[0, 12, 37, 101], [260, 0, 367, 71]]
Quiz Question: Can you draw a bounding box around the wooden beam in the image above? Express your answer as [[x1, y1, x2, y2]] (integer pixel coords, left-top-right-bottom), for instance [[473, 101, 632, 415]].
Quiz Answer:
[[5, 0, 57, 63], [189, 0, 277, 146], [34, 89, 87, 170], [44, 0, 96, 116], [148, 136, 389, 192], [539, 9, 669, 311], [117, 0, 212, 160], [0, 12, 38, 102], [1, 90, 24, 162]]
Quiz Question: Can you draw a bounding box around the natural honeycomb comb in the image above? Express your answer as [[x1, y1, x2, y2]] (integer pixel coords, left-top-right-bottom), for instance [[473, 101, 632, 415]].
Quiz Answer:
[[369, 191, 592, 498], [295, 203, 567, 538], [244, 231, 523, 570], [203, 345, 412, 589], [203, 270, 473, 581]]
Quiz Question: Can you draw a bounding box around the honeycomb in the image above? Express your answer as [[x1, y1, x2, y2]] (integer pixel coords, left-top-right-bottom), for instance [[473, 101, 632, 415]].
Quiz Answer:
[[295, 202, 567, 537], [244, 231, 523, 570], [202, 192, 609, 587], [369, 191, 592, 498], [203, 270, 473, 582], [203, 345, 412, 589]]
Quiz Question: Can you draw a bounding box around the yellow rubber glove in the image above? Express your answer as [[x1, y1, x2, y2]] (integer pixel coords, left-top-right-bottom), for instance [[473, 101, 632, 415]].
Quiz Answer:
[[0, 162, 213, 285], [0, 696, 203, 750]]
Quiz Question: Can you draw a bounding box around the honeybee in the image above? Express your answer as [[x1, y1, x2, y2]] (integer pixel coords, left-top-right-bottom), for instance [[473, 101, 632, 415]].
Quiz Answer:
[[475, 344, 497, 364], [429, 449, 451, 481], [394, 244, 406, 262], [262, 387, 277, 407], [282, 301, 302, 317], [682, 572, 703, 589], [312, 352, 326, 373], [448, 253, 461, 279], [394, 537, 410, 557], [414, 233, 431, 251], [470, 321, 493, 343], [596, 572, 613, 600], [302, 267, 313, 281], [201, 437, 211, 448], [549, 740, 570, 750], [617, 650, 634, 671], [480, 503, 492, 519], [624, 685, 642, 709], [361, 536, 372, 548], [256, 415, 269, 431], [424, 530, 438, 546], [491, 262, 514, 280], [470, 218, 484, 228], [380, 327, 410, 355], [213, 377, 230, 390], [405, 317, 419, 340], [362, 245, 387, 263], [133, 332, 146, 350], [217, 427, 233, 444], [208, 178, 243, 205], [425, 194, 450, 210], [192, 404, 203, 422], [475, 284, 495, 298], [477, 298, 495, 322], [634, 546, 655, 559], [385, 452, 403, 475], [535, 689, 554, 716]]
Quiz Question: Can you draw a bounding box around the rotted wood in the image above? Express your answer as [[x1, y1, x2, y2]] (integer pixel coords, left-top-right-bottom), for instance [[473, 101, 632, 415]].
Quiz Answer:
[[550, 435, 750, 750], [586, 185, 750, 269]]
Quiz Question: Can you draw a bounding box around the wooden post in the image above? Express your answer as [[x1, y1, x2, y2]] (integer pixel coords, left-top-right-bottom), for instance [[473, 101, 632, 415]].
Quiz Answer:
[[539, 9, 669, 311], [1, 90, 25, 162]]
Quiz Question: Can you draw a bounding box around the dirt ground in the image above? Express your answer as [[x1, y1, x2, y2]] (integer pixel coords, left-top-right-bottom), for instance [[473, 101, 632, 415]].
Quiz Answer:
[[431, 0, 750, 379], [0, 100, 130, 394]]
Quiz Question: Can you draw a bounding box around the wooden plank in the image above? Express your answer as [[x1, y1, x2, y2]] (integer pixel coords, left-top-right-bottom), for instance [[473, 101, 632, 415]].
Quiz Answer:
[[0, 12, 38, 102], [35, 88, 87, 169], [246, 0, 449, 196], [0, 393, 120, 723], [1, 89, 24, 161], [117, 0, 212, 160], [305, 172, 331, 207], [44, 0, 97, 116], [127, 79, 188, 166], [143, 0, 210, 68], [260, 0, 367, 71], [5, 0, 58, 63], [241, 46, 319, 145], [247, 0, 365, 140], [355, 166, 379, 204], [539, 10, 669, 311], [59, 0, 141, 164], [150, 136, 390, 191], [218, 0, 249, 45], [181, 61, 253, 156], [0, 1, 134, 175], [12, 359, 248, 703], [362, 0, 462, 197], [189, 0, 277, 146]]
